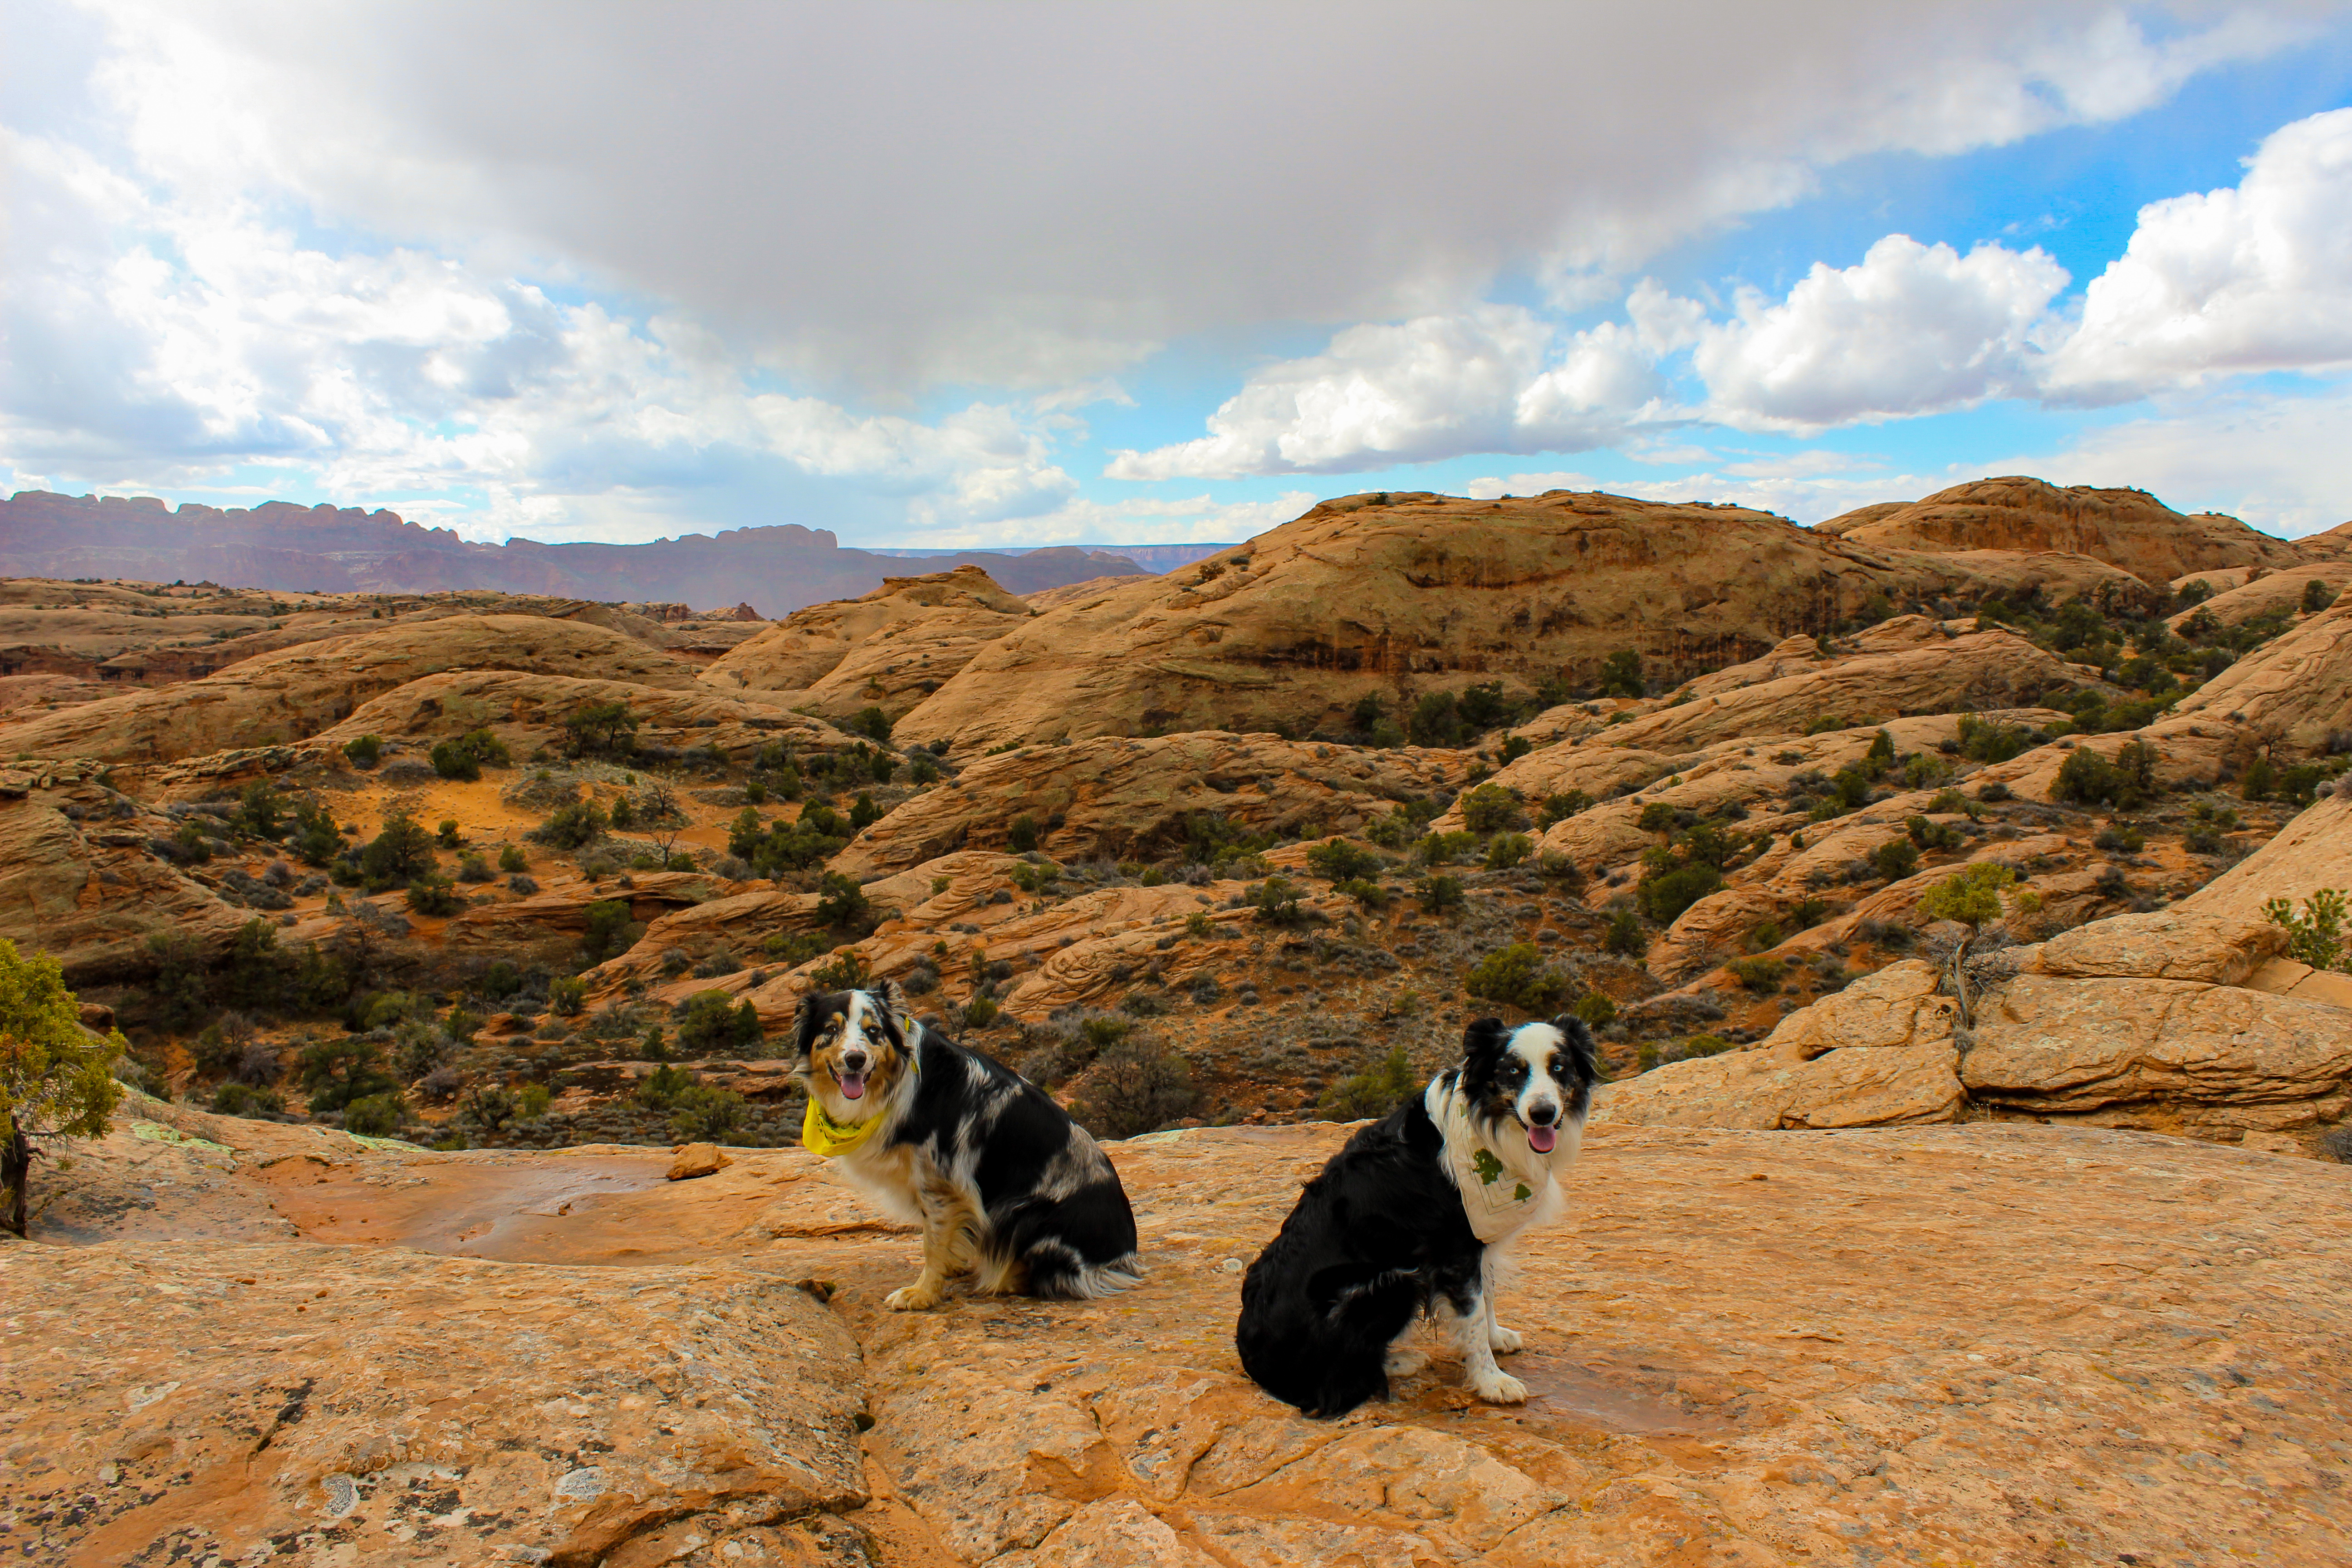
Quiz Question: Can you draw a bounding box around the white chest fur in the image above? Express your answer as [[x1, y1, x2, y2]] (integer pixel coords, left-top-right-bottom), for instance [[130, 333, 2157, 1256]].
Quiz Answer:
[[1428, 1081, 1573, 1244]]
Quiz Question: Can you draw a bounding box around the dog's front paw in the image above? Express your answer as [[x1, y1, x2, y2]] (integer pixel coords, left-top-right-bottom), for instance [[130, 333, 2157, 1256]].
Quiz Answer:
[[1471, 1370, 1528, 1405], [1488, 1323, 1524, 1355], [883, 1282, 945, 1312], [1384, 1345, 1431, 1378]]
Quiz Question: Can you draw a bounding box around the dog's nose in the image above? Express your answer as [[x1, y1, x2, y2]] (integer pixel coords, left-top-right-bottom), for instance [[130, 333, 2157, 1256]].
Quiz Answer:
[[1526, 1100, 1558, 1127], [842, 1050, 868, 1072]]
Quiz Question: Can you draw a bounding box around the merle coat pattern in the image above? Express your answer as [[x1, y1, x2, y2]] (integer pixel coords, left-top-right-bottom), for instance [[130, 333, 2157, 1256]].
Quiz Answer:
[[794, 985, 1141, 1309]]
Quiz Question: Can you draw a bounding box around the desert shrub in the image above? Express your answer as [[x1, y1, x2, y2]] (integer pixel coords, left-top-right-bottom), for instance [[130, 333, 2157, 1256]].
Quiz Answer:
[[1305, 839, 1383, 882], [811, 948, 871, 991], [209, 1081, 284, 1118], [1956, 713, 2030, 764], [1499, 734, 1533, 764], [531, 799, 609, 850], [1365, 814, 1409, 849], [1568, 991, 1617, 1027], [564, 700, 640, 757], [1464, 942, 1568, 1012], [1319, 1046, 1418, 1120], [2092, 825, 2146, 853], [1978, 780, 2012, 802], [358, 811, 437, 891], [581, 900, 637, 964], [495, 842, 528, 874], [1871, 839, 1921, 882], [342, 734, 383, 768], [1484, 833, 1533, 870], [340, 1093, 406, 1137], [1906, 815, 1964, 852], [2304, 580, 2339, 614], [1414, 830, 1478, 866], [1460, 784, 1524, 834], [406, 877, 462, 916], [1119, 990, 1169, 1017], [1602, 911, 1645, 957], [962, 995, 1001, 1030], [454, 851, 493, 884], [2264, 889, 2347, 973], [1246, 877, 1311, 927], [1072, 1036, 1200, 1140], [1857, 917, 1916, 949], [1408, 690, 1463, 747], [431, 728, 511, 780], [1725, 956, 1786, 993], [1418, 875, 1465, 913], [850, 706, 893, 743], [1637, 863, 1721, 924], [1597, 648, 1643, 699], [676, 990, 764, 1055], [667, 1083, 747, 1142], [2277, 763, 2332, 807], [848, 791, 883, 832], [763, 931, 830, 968], [435, 819, 462, 848], [299, 1037, 397, 1114], [2053, 742, 2159, 811], [635, 1063, 696, 1110], [1538, 790, 1592, 828], [1333, 877, 1389, 910], [1008, 813, 1041, 853], [815, 872, 877, 934], [1009, 861, 1059, 895]]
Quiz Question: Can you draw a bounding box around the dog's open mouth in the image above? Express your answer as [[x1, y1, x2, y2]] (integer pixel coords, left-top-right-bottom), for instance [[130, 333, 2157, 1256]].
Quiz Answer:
[[837, 1066, 869, 1100], [1526, 1124, 1557, 1154]]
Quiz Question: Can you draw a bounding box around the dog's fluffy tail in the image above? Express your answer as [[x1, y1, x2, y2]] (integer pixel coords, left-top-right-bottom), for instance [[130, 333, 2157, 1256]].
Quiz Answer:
[[1024, 1240, 1146, 1300]]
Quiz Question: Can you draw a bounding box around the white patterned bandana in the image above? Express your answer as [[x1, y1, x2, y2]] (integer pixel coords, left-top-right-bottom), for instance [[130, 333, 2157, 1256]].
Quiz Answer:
[[1430, 1081, 1556, 1243]]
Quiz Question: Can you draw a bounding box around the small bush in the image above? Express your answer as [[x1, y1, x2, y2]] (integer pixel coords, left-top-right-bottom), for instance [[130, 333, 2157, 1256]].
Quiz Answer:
[[456, 851, 494, 883], [1539, 790, 1592, 828], [498, 843, 528, 873], [1978, 780, 2012, 802], [1072, 1036, 1200, 1139], [548, 976, 587, 1015], [1602, 911, 1645, 957], [1419, 875, 1465, 913], [1464, 942, 1568, 1012], [531, 799, 609, 849], [1637, 863, 1721, 924], [343, 734, 383, 768], [1871, 839, 1921, 882], [1320, 1046, 1419, 1120], [636, 1063, 696, 1109], [1365, 814, 1409, 849], [962, 995, 1001, 1029], [676, 990, 764, 1055], [406, 877, 462, 916], [1415, 830, 1479, 866], [1460, 784, 1524, 834], [582, 899, 637, 963], [1008, 813, 1041, 852], [209, 1081, 284, 1118], [1484, 832, 1533, 870], [2303, 580, 2339, 614], [341, 1093, 406, 1137], [1568, 991, 1617, 1027], [1725, 956, 1785, 993], [2092, 825, 2146, 853], [1246, 876, 1311, 927], [1304, 839, 1383, 882], [670, 1084, 748, 1142], [2264, 889, 2347, 973], [1333, 876, 1389, 910]]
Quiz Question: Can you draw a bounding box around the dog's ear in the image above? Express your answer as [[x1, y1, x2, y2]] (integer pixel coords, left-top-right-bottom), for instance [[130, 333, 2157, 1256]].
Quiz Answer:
[[1461, 1016, 1509, 1065], [881, 976, 912, 1022]]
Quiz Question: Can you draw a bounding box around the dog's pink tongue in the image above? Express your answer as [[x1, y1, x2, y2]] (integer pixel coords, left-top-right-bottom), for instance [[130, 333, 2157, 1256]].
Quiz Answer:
[[839, 1071, 867, 1100], [1527, 1125, 1558, 1153]]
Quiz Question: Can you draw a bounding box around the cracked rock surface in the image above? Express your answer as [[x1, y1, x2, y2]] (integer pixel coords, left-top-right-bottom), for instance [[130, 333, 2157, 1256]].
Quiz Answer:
[[10, 1104, 2351, 1565]]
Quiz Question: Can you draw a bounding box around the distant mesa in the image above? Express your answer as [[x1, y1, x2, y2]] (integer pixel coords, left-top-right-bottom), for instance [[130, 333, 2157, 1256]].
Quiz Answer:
[[0, 492, 1150, 617]]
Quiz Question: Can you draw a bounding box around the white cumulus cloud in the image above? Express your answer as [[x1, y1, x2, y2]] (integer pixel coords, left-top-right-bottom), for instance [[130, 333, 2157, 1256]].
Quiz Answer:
[[1690, 235, 2071, 430], [2044, 107, 2352, 400]]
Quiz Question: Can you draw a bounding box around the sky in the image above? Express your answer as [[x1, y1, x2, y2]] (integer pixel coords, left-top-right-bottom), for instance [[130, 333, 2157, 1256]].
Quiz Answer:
[[4, 1, 2352, 550]]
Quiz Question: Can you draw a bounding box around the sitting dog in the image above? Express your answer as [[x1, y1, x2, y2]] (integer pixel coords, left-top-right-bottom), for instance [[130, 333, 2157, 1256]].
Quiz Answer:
[[1235, 1015, 1598, 1416], [794, 981, 1143, 1309]]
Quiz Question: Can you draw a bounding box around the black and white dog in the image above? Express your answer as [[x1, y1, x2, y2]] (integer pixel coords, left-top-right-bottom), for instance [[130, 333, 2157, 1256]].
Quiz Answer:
[[1235, 1015, 1598, 1417], [793, 982, 1143, 1310]]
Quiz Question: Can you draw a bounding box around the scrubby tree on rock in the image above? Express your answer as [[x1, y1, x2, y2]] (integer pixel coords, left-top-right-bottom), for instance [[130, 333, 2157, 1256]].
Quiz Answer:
[[1, 940, 127, 1238]]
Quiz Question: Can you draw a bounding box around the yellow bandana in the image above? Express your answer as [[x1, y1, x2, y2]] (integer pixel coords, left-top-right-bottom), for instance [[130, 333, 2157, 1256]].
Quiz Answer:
[[800, 1052, 917, 1157]]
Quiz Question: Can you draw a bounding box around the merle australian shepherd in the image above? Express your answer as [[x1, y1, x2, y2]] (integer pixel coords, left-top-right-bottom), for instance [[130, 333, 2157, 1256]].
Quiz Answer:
[[793, 981, 1142, 1310], [1236, 1015, 1599, 1416]]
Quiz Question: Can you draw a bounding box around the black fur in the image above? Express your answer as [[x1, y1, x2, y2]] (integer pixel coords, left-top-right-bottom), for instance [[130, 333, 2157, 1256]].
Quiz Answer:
[[1235, 1015, 1598, 1416], [794, 988, 1141, 1300]]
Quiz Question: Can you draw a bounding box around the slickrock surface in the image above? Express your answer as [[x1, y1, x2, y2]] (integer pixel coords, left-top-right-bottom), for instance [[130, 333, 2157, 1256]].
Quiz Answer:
[[1610, 911, 2352, 1143], [2171, 593, 2352, 745], [2163, 561, 2352, 629], [10, 1116, 2351, 1565], [700, 566, 1035, 722], [888, 490, 2138, 752], [829, 731, 1474, 878], [0, 614, 698, 764], [307, 670, 852, 759], [2183, 790, 2352, 927], [1815, 476, 2307, 583]]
